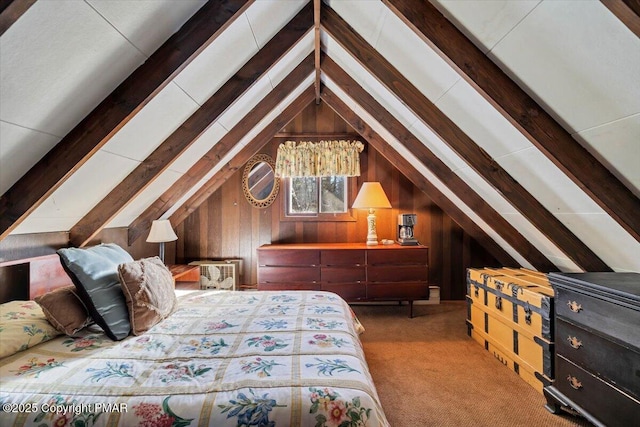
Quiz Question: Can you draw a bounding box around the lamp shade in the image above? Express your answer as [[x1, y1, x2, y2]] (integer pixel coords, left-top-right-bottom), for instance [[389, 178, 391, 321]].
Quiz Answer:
[[352, 182, 392, 209], [146, 220, 178, 243]]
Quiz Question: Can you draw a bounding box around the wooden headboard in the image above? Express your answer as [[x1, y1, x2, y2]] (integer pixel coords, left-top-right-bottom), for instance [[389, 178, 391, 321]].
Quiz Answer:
[[0, 254, 72, 303]]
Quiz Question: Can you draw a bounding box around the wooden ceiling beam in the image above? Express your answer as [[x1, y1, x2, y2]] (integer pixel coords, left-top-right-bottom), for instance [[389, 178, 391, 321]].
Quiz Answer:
[[385, 0, 640, 242], [314, 0, 321, 104], [321, 87, 519, 267], [322, 3, 611, 271], [69, 3, 314, 247], [170, 86, 316, 227], [0, 0, 254, 241], [322, 56, 557, 271], [127, 54, 315, 245], [600, 0, 640, 37], [0, 0, 36, 36]]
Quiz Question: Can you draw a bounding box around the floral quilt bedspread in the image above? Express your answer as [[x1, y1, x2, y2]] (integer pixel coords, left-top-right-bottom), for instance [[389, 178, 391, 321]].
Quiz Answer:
[[0, 291, 389, 427]]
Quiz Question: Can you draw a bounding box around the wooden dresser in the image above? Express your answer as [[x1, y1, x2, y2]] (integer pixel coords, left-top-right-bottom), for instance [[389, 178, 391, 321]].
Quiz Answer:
[[544, 272, 640, 426], [257, 243, 429, 317]]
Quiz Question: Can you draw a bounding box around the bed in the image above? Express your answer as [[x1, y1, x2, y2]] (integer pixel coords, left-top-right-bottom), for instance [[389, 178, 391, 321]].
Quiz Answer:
[[0, 247, 389, 427]]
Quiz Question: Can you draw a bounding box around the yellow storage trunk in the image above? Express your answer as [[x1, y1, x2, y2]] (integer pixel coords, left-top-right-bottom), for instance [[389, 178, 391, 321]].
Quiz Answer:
[[467, 324, 552, 394], [466, 268, 555, 393]]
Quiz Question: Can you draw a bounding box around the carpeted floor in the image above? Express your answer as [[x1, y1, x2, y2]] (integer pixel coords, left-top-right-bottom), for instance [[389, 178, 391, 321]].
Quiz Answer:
[[350, 301, 591, 427]]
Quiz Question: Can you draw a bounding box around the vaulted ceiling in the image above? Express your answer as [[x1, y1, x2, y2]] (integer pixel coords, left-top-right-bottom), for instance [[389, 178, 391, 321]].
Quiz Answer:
[[1, 0, 638, 272]]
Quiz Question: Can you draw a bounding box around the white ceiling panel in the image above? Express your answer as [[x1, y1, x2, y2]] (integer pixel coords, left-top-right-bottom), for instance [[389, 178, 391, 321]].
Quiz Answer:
[[436, 79, 532, 158], [15, 151, 138, 232], [172, 13, 258, 106], [100, 82, 199, 161], [407, 120, 469, 173], [267, 31, 314, 88], [169, 123, 228, 175], [108, 169, 184, 228], [0, 0, 146, 136], [217, 75, 275, 131], [545, 256, 583, 274], [497, 147, 602, 214], [554, 213, 640, 272], [0, 122, 59, 194], [86, 0, 206, 57], [375, 5, 461, 102], [453, 167, 518, 215], [575, 114, 640, 195], [432, 0, 541, 53], [488, 0, 640, 132], [245, 0, 309, 48], [325, 0, 388, 45]]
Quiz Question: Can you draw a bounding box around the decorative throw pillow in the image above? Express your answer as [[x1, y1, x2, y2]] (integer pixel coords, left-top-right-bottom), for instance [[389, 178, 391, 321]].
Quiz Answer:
[[58, 243, 133, 340], [118, 257, 177, 335], [0, 300, 62, 358], [35, 286, 92, 336]]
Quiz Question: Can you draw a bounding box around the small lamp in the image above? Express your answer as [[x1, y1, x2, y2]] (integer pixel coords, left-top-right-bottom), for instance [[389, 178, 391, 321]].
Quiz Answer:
[[146, 219, 177, 263], [352, 182, 392, 245]]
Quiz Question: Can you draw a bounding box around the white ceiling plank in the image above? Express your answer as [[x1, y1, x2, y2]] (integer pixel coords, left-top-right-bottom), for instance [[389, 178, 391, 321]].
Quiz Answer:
[[86, 0, 206, 57], [497, 147, 603, 215], [0, 0, 147, 136], [325, 0, 388, 45], [172, 13, 259, 106], [431, 0, 541, 53], [375, 3, 461, 102], [0, 122, 59, 194], [108, 169, 184, 228], [575, 114, 640, 196], [169, 123, 228, 175], [554, 213, 640, 272], [100, 82, 199, 161], [245, 0, 309, 48], [488, 0, 640, 133], [435, 79, 531, 158], [17, 151, 139, 231], [267, 31, 315, 88]]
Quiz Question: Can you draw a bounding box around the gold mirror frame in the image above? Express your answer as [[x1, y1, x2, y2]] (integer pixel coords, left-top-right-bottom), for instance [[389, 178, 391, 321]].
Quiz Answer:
[[242, 153, 279, 208]]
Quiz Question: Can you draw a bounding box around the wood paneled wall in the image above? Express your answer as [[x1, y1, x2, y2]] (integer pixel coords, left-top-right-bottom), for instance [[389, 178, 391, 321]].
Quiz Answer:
[[176, 102, 500, 299]]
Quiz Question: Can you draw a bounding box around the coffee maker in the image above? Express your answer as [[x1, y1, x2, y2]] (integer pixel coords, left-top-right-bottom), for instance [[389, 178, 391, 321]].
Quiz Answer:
[[397, 214, 418, 246]]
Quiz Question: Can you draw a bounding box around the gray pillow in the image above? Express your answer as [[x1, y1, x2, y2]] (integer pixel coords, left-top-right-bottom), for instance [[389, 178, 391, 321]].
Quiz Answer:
[[58, 243, 133, 340]]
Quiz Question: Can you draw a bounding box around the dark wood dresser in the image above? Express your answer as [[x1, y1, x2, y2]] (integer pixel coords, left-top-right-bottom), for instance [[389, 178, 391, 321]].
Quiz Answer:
[[544, 272, 640, 426], [257, 243, 429, 317]]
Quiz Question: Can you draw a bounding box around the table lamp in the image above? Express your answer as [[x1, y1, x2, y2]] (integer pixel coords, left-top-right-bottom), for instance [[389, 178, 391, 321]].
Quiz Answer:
[[352, 182, 392, 245], [146, 219, 177, 263]]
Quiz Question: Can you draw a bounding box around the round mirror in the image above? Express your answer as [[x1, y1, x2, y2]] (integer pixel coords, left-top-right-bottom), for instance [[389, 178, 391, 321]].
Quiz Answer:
[[242, 154, 279, 208]]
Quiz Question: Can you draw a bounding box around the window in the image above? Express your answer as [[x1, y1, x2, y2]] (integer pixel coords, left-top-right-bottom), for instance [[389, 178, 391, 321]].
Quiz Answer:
[[283, 176, 356, 221]]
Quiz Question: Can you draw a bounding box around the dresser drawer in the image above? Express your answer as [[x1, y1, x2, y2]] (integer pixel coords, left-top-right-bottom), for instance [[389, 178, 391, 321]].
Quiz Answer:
[[321, 266, 365, 283], [258, 266, 320, 283], [556, 286, 640, 349], [368, 265, 428, 283], [367, 248, 427, 265], [556, 318, 640, 399], [322, 283, 366, 301], [367, 282, 428, 300], [555, 355, 640, 426], [321, 250, 364, 266], [258, 249, 319, 266], [258, 283, 320, 291]]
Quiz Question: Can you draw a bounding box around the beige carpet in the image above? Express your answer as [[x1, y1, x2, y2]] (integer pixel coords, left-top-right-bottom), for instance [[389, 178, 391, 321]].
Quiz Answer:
[[351, 302, 591, 427]]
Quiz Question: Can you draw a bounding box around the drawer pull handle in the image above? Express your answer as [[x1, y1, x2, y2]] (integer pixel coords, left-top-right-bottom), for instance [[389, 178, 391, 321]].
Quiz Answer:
[[567, 301, 582, 313], [495, 296, 502, 310], [567, 336, 583, 349], [567, 375, 582, 390]]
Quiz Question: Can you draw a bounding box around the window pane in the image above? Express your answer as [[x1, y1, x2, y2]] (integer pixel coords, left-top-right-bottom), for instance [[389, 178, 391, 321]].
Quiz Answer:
[[289, 177, 318, 214], [320, 176, 347, 213]]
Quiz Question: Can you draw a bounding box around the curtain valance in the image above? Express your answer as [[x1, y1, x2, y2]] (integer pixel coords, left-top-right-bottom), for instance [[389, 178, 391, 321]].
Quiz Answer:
[[274, 140, 364, 178]]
